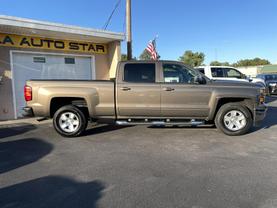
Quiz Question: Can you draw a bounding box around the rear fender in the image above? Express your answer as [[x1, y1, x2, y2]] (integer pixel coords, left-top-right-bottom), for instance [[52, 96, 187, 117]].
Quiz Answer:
[[38, 86, 98, 117]]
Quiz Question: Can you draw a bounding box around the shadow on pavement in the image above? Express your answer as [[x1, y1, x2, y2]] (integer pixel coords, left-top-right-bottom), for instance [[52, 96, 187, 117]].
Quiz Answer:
[[255, 96, 277, 129], [83, 124, 131, 136], [0, 124, 36, 139], [259, 106, 277, 129], [0, 138, 53, 174], [0, 176, 105, 208]]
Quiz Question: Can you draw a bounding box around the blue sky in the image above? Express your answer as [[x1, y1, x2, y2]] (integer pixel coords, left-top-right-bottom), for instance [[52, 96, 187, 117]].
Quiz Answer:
[[1, 0, 277, 64]]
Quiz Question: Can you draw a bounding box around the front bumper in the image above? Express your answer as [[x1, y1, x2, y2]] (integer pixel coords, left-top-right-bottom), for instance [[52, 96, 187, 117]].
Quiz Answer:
[[253, 104, 267, 127], [22, 107, 34, 117]]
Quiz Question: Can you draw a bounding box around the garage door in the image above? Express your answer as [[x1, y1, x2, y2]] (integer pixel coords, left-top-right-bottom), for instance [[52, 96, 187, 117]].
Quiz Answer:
[[12, 52, 95, 118]]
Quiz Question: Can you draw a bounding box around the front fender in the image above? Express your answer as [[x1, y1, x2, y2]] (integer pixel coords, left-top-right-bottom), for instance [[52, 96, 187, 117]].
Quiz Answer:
[[207, 93, 257, 121]]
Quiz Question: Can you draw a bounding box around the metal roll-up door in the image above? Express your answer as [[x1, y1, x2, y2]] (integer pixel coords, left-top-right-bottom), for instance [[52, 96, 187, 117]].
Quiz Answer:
[[12, 52, 95, 118]]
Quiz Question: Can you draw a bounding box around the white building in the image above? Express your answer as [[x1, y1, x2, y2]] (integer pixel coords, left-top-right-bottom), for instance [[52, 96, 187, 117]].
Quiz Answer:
[[237, 65, 277, 77]]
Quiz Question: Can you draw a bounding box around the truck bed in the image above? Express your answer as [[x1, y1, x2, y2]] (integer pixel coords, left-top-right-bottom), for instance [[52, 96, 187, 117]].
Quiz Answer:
[[26, 79, 116, 118]]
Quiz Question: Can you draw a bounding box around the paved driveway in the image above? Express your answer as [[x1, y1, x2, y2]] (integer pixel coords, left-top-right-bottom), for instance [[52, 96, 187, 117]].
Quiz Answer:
[[1, 97, 277, 208]]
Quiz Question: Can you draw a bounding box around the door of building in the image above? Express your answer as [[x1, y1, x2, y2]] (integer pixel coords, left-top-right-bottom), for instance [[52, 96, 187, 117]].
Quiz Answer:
[[12, 52, 94, 118]]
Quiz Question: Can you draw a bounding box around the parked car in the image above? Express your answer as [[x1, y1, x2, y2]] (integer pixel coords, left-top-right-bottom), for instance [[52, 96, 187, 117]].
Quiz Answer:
[[195, 66, 266, 87], [256, 73, 277, 95], [24, 60, 267, 137]]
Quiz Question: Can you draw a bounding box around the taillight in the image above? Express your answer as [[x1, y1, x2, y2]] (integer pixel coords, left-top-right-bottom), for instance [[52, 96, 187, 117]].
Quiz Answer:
[[24, 85, 32, 101]]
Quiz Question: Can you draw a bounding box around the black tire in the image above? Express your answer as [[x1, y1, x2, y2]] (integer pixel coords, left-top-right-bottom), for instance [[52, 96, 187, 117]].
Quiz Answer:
[[53, 105, 88, 137], [215, 102, 253, 136]]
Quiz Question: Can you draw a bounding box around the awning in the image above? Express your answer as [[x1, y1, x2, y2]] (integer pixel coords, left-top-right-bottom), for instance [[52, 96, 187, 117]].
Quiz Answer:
[[0, 15, 125, 43]]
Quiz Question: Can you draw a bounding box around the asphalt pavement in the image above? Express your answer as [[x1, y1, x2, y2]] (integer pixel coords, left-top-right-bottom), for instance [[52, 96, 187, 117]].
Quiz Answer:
[[1, 97, 277, 208]]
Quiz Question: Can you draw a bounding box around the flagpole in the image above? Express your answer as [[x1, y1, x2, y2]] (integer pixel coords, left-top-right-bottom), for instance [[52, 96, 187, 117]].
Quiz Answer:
[[154, 35, 159, 60]]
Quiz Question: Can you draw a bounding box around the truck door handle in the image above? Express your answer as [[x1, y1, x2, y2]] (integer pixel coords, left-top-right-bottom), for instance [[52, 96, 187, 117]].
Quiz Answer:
[[121, 87, 131, 91], [163, 87, 175, 91]]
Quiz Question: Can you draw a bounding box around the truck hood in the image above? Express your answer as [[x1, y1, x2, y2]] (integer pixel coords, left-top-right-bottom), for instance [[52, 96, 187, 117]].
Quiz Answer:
[[208, 80, 263, 89]]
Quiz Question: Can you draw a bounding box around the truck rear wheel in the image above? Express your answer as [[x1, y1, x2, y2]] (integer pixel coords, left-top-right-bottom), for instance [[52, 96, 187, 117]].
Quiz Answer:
[[215, 103, 253, 136], [53, 105, 88, 137]]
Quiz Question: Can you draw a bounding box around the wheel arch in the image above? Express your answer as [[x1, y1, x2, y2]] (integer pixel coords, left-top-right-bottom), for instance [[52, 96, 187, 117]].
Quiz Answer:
[[210, 97, 254, 121], [49, 97, 89, 118]]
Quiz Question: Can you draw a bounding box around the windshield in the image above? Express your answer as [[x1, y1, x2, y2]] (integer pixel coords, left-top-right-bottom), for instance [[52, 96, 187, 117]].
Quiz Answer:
[[265, 74, 277, 81], [186, 65, 211, 81]]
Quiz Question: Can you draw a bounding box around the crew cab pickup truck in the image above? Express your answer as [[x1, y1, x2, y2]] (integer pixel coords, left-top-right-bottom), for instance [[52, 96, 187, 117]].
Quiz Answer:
[[195, 66, 266, 86], [24, 61, 267, 137]]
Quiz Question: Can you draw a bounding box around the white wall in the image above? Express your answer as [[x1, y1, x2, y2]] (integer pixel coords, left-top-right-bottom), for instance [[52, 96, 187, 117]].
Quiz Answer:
[[237, 66, 259, 77]]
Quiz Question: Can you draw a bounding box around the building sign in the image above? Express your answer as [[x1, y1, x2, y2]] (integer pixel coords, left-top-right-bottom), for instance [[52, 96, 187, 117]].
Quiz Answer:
[[0, 33, 107, 54]]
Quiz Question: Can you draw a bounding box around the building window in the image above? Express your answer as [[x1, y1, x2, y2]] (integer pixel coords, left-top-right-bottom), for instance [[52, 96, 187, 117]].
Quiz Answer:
[[33, 57, 46, 63], [65, 57, 75, 64]]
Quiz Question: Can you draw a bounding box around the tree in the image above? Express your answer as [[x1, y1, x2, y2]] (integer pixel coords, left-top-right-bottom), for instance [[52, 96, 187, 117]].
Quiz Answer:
[[179, 50, 205, 67], [210, 61, 230, 66], [139, 49, 152, 60], [121, 54, 137, 61], [121, 54, 127, 61], [233, 58, 270, 67]]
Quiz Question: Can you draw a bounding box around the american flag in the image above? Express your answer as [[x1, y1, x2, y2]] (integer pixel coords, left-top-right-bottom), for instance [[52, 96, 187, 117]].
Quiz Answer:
[[146, 39, 158, 60]]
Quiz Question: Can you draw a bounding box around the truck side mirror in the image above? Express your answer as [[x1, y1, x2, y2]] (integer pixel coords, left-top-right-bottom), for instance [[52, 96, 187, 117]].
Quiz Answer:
[[243, 74, 253, 81]]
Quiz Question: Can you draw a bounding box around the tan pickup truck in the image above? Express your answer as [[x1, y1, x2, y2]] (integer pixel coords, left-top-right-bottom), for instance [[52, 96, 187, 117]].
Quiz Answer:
[[23, 60, 267, 137]]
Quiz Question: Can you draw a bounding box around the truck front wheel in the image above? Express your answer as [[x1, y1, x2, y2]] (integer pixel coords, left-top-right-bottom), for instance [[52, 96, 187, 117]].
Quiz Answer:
[[215, 103, 253, 136], [53, 105, 88, 137]]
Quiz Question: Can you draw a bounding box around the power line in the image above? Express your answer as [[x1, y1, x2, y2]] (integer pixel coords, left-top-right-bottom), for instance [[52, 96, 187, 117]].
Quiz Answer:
[[102, 0, 122, 30]]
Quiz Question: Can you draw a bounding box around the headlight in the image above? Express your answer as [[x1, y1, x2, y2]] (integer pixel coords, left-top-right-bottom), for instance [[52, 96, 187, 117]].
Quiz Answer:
[[259, 88, 266, 104]]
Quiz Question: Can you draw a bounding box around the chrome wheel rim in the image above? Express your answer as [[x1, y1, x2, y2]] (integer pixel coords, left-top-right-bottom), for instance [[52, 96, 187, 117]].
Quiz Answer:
[[223, 110, 247, 131], [58, 112, 80, 133]]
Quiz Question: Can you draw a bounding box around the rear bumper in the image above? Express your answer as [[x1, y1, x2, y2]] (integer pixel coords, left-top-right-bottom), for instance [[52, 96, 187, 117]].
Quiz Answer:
[[22, 107, 34, 117], [253, 104, 267, 126]]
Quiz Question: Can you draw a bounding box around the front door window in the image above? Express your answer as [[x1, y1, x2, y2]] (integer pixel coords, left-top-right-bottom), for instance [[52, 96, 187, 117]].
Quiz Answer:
[[224, 68, 242, 79], [163, 64, 197, 84]]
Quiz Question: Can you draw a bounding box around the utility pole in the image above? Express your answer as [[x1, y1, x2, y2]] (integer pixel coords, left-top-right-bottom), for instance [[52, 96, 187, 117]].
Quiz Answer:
[[126, 0, 132, 60]]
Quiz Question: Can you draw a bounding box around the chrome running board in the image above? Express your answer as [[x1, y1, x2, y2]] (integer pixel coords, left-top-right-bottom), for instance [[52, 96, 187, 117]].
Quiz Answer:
[[116, 119, 204, 126]]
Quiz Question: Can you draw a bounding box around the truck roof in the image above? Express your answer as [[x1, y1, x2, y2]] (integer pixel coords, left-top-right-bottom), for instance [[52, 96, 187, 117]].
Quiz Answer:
[[197, 66, 237, 69], [120, 60, 184, 64]]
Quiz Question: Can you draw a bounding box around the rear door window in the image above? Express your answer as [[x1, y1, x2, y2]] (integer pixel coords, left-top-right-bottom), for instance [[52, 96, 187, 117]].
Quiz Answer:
[[211, 68, 224, 77], [124, 63, 156, 83]]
